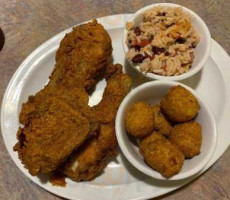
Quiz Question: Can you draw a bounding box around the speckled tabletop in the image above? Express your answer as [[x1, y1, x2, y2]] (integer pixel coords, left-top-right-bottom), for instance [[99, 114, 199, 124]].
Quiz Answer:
[[0, 0, 230, 199]]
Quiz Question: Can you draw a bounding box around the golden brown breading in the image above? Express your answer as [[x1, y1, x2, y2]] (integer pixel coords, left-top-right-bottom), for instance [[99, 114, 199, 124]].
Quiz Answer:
[[161, 85, 200, 123], [104, 63, 123, 80], [14, 97, 90, 176], [19, 85, 98, 134], [61, 123, 117, 181], [169, 121, 202, 158], [139, 132, 184, 177], [97, 123, 117, 151], [14, 20, 112, 176], [49, 19, 112, 91], [61, 138, 103, 181], [152, 104, 172, 136], [95, 65, 132, 124], [61, 64, 132, 181], [125, 101, 154, 138]]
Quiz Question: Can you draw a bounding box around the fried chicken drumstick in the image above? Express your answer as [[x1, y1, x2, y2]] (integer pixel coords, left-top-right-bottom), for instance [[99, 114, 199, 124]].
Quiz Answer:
[[49, 19, 112, 90]]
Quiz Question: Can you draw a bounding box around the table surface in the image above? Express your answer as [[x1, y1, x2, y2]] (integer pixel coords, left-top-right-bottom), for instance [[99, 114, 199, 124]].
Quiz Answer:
[[1, 0, 230, 199]]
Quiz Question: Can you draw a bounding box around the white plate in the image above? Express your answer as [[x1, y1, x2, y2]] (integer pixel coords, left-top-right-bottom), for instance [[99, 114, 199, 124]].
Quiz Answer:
[[1, 14, 230, 200]]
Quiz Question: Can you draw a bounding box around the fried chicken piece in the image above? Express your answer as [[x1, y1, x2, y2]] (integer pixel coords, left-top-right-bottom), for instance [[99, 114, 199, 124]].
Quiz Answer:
[[49, 19, 112, 91], [61, 64, 132, 181], [95, 64, 132, 123], [19, 85, 98, 135], [61, 123, 117, 181], [104, 63, 123, 79], [14, 97, 90, 175], [14, 20, 112, 176]]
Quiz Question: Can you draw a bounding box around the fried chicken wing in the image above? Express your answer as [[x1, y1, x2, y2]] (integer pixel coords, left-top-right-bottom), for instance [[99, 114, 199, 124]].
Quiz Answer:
[[61, 123, 117, 181], [61, 64, 132, 181], [95, 64, 132, 123]]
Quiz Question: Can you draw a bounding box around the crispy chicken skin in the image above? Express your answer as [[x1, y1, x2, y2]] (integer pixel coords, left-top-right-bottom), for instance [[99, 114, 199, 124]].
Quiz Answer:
[[61, 123, 117, 181], [19, 85, 98, 134], [14, 97, 90, 176], [49, 19, 112, 91], [61, 64, 132, 181], [95, 64, 132, 123], [14, 20, 112, 176]]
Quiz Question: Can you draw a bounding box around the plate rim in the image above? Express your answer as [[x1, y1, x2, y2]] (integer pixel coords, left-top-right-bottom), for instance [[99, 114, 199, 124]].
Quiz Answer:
[[1, 14, 230, 200]]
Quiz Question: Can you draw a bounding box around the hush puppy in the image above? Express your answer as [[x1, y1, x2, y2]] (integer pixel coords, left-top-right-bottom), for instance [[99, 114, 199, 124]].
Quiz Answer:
[[152, 105, 172, 136], [125, 101, 154, 138], [161, 85, 200, 123], [169, 121, 202, 158], [139, 132, 184, 177]]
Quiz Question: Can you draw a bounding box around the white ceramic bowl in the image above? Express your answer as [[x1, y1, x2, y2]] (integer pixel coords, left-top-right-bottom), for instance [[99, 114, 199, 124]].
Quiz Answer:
[[123, 3, 211, 81], [116, 80, 217, 180]]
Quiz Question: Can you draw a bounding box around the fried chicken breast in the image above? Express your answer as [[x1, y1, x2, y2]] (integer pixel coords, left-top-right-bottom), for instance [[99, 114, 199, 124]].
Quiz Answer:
[[14, 97, 90, 176]]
